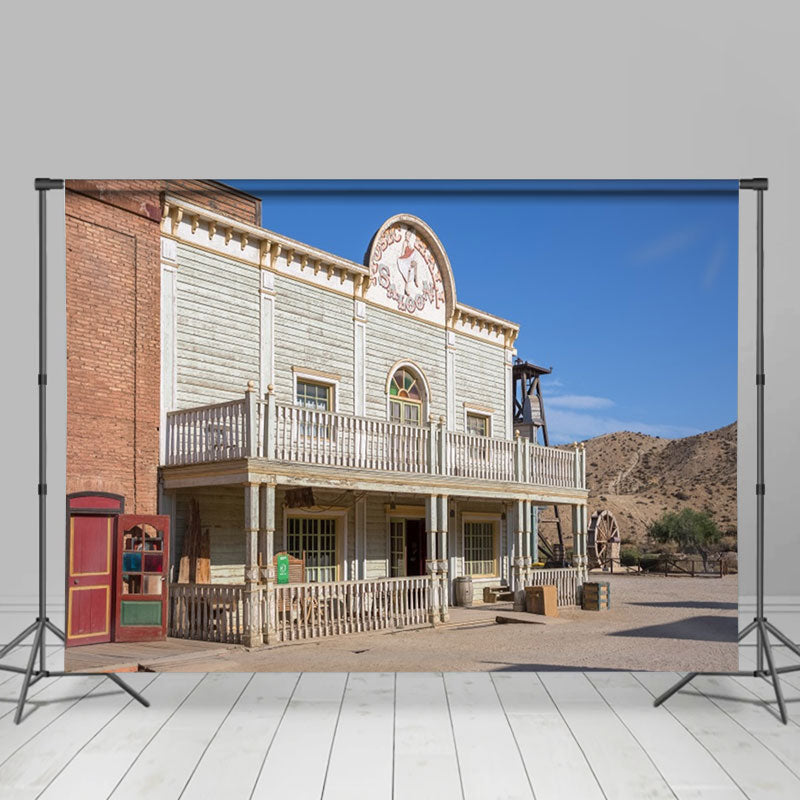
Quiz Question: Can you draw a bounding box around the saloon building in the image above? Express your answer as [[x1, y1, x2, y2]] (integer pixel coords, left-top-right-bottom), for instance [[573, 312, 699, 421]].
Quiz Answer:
[[65, 181, 588, 649]]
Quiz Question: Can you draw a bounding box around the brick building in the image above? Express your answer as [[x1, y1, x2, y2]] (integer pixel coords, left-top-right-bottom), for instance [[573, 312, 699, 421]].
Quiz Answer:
[[65, 180, 261, 512]]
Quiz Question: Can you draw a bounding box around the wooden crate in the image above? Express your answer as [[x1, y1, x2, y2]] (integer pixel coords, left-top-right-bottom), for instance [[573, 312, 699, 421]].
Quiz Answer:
[[581, 581, 610, 611], [525, 585, 558, 616]]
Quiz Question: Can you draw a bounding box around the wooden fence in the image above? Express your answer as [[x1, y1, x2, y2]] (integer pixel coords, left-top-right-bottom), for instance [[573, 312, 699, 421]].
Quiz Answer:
[[525, 566, 580, 607], [168, 583, 247, 644], [271, 576, 433, 642], [165, 400, 247, 465]]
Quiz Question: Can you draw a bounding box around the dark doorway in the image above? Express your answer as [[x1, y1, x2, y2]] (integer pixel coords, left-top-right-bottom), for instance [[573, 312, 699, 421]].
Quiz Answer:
[[405, 519, 427, 576]]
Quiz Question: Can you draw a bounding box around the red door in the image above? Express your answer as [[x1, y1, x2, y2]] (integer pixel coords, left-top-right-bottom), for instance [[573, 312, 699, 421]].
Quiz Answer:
[[66, 514, 115, 646], [115, 514, 170, 642]]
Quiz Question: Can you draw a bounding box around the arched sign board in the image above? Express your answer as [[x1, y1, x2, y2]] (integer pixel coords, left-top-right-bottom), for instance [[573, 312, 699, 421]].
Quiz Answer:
[[365, 213, 457, 326]]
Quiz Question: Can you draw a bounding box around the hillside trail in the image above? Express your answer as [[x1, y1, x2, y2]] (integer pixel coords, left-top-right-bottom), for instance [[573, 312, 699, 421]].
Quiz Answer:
[[608, 448, 642, 494]]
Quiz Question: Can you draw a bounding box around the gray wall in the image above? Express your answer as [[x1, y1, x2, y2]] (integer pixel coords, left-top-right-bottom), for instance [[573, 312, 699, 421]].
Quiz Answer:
[[2, 3, 798, 652]]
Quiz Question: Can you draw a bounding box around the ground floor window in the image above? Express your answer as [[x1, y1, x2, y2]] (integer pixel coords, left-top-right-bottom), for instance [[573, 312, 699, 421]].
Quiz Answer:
[[464, 519, 497, 577], [287, 516, 337, 582]]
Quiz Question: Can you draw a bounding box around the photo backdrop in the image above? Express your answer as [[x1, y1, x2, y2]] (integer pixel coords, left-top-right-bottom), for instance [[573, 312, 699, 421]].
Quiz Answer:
[[63, 180, 738, 673]]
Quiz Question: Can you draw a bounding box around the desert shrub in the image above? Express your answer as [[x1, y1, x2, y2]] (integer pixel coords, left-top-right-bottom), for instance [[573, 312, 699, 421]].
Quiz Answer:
[[639, 553, 662, 572], [648, 508, 722, 571], [620, 546, 641, 566]]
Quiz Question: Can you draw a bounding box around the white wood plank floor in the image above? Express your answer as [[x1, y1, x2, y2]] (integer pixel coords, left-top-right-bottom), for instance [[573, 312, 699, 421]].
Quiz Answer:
[[1, 646, 799, 799]]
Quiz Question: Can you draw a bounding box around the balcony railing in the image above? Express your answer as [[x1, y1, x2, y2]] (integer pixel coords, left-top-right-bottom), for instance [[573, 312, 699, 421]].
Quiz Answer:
[[163, 388, 587, 490]]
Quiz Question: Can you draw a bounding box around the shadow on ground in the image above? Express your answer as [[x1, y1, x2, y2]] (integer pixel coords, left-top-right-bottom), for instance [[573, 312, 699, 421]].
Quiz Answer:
[[627, 600, 737, 610], [608, 615, 738, 642]]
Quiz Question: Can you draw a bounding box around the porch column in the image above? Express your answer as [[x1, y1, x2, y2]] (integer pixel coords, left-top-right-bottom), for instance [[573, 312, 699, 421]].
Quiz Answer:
[[572, 502, 588, 584], [522, 499, 533, 587], [513, 499, 526, 611], [259, 483, 276, 643], [437, 494, 449, 622], [425, 494, 439, 625], [243, 483, 263, 647]]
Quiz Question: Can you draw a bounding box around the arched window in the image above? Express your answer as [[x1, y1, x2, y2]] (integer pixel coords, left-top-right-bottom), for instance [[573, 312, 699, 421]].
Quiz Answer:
[[388, 366, 424, 426]]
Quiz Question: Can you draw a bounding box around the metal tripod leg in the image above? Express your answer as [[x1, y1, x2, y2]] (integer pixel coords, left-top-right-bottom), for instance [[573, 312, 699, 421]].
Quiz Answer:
[[653, 671, 698, 707], [757, 619, 788, 724], [106, 673, 150, 707], [764, 620, 800, 661], [737, 618, 757, 643], [14, 622, 44, 725], [0, 620, 39, 662]]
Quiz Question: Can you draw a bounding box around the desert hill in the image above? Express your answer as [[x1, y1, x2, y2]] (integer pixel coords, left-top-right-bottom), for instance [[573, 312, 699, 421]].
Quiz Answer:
[[538, 422, 737, 550]]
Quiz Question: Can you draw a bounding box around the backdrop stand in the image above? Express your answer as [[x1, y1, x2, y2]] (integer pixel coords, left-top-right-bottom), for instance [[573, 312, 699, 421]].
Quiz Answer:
[[0, 179, 149, 725], [654, 178, 800, 724]]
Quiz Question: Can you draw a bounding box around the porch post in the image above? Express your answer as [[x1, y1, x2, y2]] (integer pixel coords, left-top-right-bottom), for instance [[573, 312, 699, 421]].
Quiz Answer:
[[243, 483, 263, 647], [438, 416, 447, 476], [245, 382, 257, 457], [264, 384, 276, 460], [513, 499, 526, 611], [259, 483, 276, 643], [522, 499, 532, 587], [531, 505, 539, 564], [425, 494, 439, 625], [514, 431, 523, 482], [428, 415, 438, 474], [573, 503, 588, 584], [437, 494, 449, 622]]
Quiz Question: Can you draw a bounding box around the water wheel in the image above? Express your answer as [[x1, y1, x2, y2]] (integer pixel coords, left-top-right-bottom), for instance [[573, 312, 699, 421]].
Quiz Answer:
[[587, 509, 619, 568]]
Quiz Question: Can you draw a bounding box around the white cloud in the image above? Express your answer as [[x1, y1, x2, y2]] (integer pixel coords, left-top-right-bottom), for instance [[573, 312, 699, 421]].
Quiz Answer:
[[703, 240, 727, 288], [631, 227, 701, 266], [547, 394, 614, 410], [545, 408, 702, 444]]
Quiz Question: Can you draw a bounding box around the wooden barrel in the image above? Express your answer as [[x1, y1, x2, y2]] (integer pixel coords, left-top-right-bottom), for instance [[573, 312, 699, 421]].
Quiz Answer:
[[454, 576, 473, 607]]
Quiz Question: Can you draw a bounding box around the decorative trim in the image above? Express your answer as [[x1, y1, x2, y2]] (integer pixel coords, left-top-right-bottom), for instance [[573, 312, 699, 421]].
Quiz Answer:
[[291, 366, 342, 382], [292, 369, 340, 413]]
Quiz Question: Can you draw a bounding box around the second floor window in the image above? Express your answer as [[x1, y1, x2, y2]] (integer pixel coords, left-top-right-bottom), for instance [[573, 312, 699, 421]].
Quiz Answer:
[[389, 367, 422, 426], [296, 380, 332, 412], [466, 412, 489, 437]]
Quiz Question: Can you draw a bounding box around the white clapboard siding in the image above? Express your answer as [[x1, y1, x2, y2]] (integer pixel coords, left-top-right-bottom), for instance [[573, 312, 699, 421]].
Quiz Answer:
[[364, 305, 447, 421], [585, 671, 747, 799], [323, 673, 395, 800], [365, 494, 391, 580], [273, 274, 355, 411], [175, 243, 260, 408], [174, 487, 245, 584], [37, 674, 205, 800], [454, 332, 507, 434]]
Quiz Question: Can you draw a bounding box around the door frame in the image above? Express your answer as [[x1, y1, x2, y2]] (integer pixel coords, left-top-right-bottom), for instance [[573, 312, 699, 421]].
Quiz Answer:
[[65, 492, 124, 647], [387, 513, 427, 577], [114, 514, 170, 642]]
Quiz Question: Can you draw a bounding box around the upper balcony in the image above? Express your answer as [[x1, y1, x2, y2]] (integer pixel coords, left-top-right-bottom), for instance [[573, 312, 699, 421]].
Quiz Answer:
[[161, 387, 587, 496]]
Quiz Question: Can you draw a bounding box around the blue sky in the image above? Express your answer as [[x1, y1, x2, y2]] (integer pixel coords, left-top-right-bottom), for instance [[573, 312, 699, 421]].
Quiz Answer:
[[225, 180, 738, 444]]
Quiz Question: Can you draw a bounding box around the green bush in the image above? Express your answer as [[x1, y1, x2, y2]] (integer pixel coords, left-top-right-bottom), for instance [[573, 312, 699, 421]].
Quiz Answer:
[[620, 546, 641, 567], [639, 553, 662, 572]]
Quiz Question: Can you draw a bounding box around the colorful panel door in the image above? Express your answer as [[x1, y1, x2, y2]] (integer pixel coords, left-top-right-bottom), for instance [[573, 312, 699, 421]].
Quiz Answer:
[[66, 514, 114, 646], [115, 514, 169, 642]]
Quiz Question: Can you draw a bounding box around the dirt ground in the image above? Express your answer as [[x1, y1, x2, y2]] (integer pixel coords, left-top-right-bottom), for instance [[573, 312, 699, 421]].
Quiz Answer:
[[112, 573, 738, 673]]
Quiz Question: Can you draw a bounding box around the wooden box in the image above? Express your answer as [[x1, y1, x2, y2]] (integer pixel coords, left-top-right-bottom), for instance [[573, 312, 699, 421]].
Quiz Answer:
[[525, 585, 558, 616], [582, 581, 610, 611]]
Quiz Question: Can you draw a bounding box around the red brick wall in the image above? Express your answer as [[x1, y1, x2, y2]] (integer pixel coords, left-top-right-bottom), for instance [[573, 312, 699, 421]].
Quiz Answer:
[[66, 184, 161, 512], [65, 180, 260, 513]]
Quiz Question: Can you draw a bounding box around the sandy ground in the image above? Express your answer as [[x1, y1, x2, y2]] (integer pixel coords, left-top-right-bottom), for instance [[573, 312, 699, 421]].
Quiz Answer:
[[134, 573, 738, 673]]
